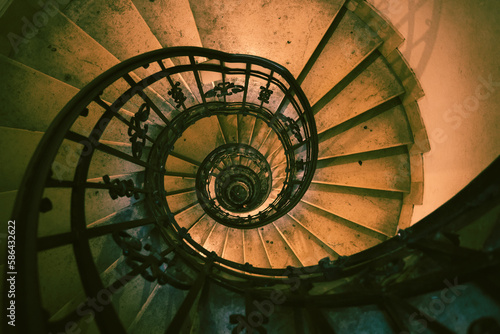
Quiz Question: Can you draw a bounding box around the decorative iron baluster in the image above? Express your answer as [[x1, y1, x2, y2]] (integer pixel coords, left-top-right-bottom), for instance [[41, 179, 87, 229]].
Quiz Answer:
[[112, 231, 193, 289], [102, 175, 141, 200], [277, 113, 303, 143], [296, 159, 305, 171], [258, 85, 273, 104], [128, 103, 150, 159], [168, 81, 187, 108], [205, 82, 245, 98]]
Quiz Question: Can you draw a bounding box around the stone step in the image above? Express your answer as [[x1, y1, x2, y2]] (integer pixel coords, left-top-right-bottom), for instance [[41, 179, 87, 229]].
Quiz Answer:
[[175, 203, 205, 230], [131, 0, 203, 49], [217, 114, 238, 144], [257, 129, 281, 159], [317, 102, 413, 159], [164, 176, 196, 194], [114, 274, 158, 329], [84, 174, 146, 227], [0, 56, 163, 144], [166, 190, 198, 214], [124, 280, 188, 333], [302, 183, 402, 237], [273, 215, 337, 266], [314, 146, 411, 193], [288, 201, 385, 256], [188, 0, 343, 77], [10, 9, 177, 123], [301, 9, 383, 106], [249, 118, 271, 150], [37, 244, 87, 316], [313, 56, 405, 133], [85, 143, 147, 180], [165, 155, 199, 175], [61, 0, 195, 109], [0, 56, 76, 132], [202, 222, 228, 256], [0, 126, 42, 192], [221, 228, 245, 264], [172, 116, 225, 163], [237, 114, 256, 145], [259, 222, 302, 268], [188, 215, 217, 246], [243, 228, 273, 269]]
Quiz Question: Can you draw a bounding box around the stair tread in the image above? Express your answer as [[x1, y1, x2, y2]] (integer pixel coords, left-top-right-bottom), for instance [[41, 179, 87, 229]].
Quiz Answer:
[[0, 127, 42, 192], [314, 56, 405, 132], [188, 0, 343, 77], [173, 116, 225, 163], [175, 203, 204, 230], [237, 114, 255, 145], [85, 173, 145, 226], [9, 10, 176, 120], [302, 183, 402, 236], [289, 202, 385, 256], [87, 199, 149, 229], [301, 9, 383, 105], [202, 222, 227, 255], [217, 114, 238, 144], [314, 146, 411, 192], [11, 10, 120, 93], [87, 145, 146, 181], [166, 154, 199, 175], [0, 56, 77, 132], [38, 245, 86, 316], [62, 0, 161, 61], [249, 118, 272, 150], [114, 274, 157, 329], [318, 103, 413, 159], [274, 215, 335, 265], [89, 224, 154, 278], [131, 0, 203, 49], [188, 215, 217, 246], [62, 0, 191, 111], [259, 223, 302, 268], [243, 229, 272, 269], [164, 176, 196, 193], [166, 190, 198, 214], [222, 228, 245, 264], [128, 284, 187, 333]]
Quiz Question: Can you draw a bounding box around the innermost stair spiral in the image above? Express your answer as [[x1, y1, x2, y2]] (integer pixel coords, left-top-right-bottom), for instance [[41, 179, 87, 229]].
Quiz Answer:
[[196, 143, 273, 225]]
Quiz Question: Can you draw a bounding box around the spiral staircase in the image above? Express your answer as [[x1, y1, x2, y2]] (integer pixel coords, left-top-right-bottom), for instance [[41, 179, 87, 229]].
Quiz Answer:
[[1, 0, 500, 333]]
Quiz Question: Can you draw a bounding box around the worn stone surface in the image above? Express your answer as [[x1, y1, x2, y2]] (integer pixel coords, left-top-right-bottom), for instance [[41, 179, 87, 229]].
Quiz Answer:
[[301, 10, 383, 105], [289, 202, 384, 256], [132, 0, 203, 48], [313, 56, 405, 132], [302, 183, 402, 236], [318, 104, 413, 158], [189, 0, 344, 77], [314, 146, 411, 192]]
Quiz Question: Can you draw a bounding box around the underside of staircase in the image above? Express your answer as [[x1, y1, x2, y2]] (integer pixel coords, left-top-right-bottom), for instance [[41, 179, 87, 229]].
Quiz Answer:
[[1, 0, 499, 333]]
